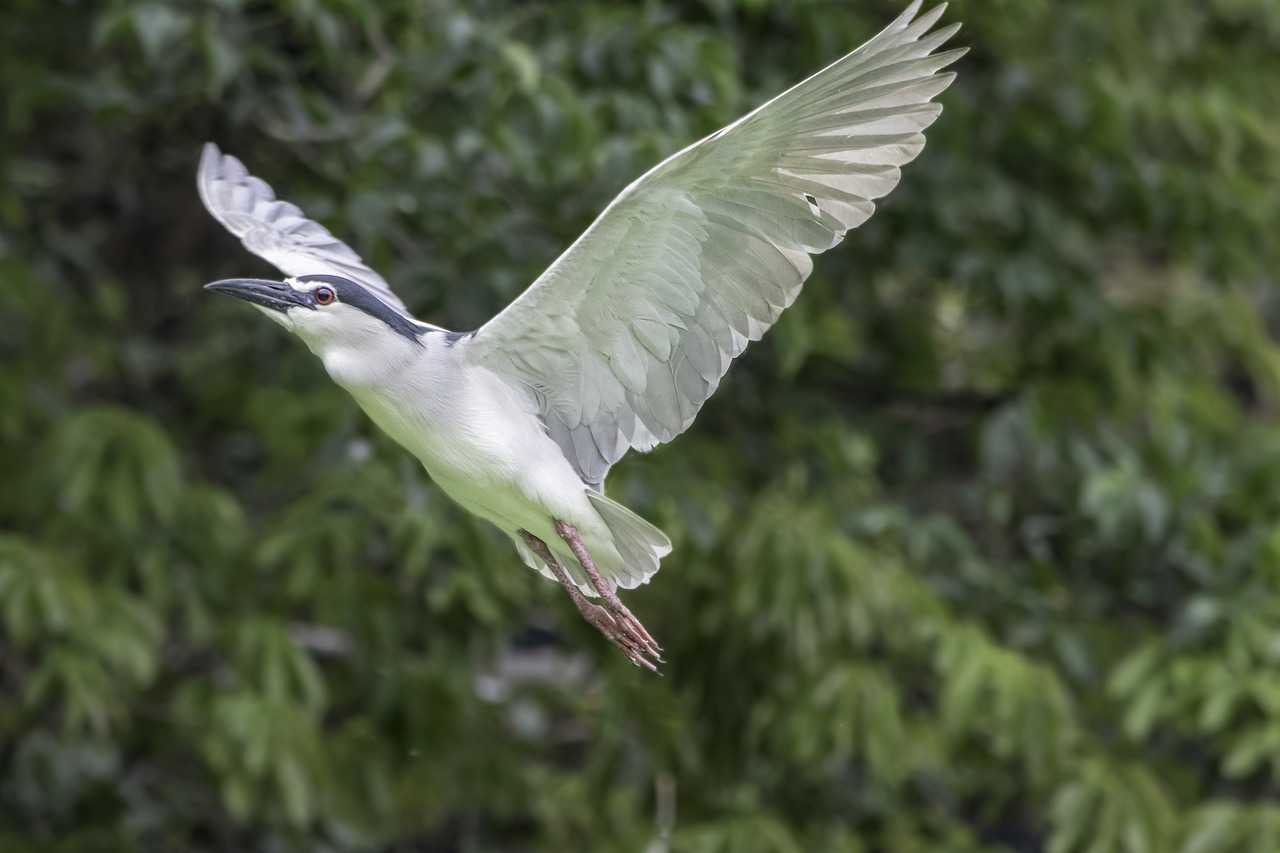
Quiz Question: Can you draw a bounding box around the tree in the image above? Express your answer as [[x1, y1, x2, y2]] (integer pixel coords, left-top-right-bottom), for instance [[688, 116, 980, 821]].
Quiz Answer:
[[2, 0, 1278, 850]]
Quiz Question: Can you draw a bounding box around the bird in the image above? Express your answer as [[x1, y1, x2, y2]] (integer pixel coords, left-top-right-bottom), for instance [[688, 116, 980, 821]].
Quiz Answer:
[[199, 1, 964, 671]]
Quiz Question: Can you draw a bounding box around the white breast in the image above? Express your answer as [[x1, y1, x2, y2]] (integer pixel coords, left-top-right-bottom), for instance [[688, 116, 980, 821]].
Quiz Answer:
[[340, 340, 595, 534]]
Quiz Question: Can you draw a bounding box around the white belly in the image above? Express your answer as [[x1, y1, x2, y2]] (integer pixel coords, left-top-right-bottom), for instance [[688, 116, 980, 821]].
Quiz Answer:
[[344, 360, 601, 544]]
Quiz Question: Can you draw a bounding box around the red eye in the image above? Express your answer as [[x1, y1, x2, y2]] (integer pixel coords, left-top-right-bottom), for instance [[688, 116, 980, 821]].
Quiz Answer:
[[314, 287, 335, 306]]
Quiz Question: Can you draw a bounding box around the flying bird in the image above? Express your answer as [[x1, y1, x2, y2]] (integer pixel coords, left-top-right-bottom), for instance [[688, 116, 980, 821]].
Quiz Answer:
[[200, 2, 964, 670]]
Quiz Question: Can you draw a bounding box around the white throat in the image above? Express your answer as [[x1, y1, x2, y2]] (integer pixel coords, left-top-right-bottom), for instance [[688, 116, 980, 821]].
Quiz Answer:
[[290, 304, 426, 388]]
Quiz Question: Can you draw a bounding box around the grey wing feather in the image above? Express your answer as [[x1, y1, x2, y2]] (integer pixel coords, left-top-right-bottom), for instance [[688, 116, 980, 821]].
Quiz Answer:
[[467, 1, 964, 488], [196, 143, 408, 314]]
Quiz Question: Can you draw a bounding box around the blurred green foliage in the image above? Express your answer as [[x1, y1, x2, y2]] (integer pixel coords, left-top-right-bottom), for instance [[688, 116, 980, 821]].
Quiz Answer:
[[2, 0, 1279, 850]]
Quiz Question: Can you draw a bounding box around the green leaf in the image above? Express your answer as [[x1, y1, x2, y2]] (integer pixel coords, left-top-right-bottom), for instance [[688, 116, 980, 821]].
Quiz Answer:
[[131, 3, 191, 64]]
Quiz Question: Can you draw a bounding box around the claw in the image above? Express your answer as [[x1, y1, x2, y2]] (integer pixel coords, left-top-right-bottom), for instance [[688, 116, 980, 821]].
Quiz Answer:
[[519, 528, 663, 671], [575, 600, 660, 670], [553, 519, 663, 667]]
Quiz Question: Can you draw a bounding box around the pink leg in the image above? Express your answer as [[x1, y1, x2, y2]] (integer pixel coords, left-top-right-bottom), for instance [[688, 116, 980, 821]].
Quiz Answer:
[[553, 519, 662, 660], [519, 530, 661, 671]]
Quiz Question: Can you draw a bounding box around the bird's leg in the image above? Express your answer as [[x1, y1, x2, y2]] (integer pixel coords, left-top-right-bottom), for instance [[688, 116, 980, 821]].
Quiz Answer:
[[519, 530, 660, 671], [553, 519, 662, 660]]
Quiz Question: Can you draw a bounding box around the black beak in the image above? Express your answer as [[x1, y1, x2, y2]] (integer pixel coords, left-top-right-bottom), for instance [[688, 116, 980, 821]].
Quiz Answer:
[[204, 278, 306, 313]]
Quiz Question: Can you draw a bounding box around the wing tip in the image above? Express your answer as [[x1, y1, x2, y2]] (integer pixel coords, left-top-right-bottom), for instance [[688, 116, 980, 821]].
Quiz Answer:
[[896, 1, 951, 31], [904, 4, 950, 39], [196, 143, 223, 207], [934, 21, 965, 46], [866, 2, 960, 65], [901, 0, 926, 22], [197, 141, 252, 188], [198, 142, 225, 179]]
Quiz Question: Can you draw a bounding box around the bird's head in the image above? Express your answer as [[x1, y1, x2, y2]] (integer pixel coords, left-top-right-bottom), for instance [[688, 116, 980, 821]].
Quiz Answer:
[[205, 273, 425, 385]]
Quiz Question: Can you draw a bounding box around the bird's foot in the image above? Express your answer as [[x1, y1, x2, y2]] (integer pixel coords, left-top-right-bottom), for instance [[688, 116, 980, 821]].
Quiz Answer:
[[553, 519, 662, 661], [519, 528, 662, 671], [574, 599, 661, 672], [596, 596, 662, 664]]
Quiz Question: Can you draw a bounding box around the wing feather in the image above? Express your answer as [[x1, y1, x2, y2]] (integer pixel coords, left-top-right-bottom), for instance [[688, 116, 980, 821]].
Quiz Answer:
[[467, 2, 964, 486], [197, 143, 409, 315]]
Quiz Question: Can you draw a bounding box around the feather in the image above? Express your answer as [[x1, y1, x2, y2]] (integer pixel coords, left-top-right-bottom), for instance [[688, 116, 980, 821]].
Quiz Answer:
[[197, 144, 410, 315], [465, 3, 964, 485]]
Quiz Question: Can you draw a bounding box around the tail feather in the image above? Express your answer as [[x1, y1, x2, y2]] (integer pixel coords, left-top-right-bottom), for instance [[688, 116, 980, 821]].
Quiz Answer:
[[586, 491, 672, 590], [513, 492, 671, 595]]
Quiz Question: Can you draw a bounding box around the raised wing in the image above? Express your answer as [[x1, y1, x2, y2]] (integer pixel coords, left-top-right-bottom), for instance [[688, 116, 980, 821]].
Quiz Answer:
[[467, 2, 964, 489], [197, 143, 408, 314]]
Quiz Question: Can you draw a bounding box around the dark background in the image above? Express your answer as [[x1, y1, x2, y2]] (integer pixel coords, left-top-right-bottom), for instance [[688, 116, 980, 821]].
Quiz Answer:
[[2, 0, 1279, 850]]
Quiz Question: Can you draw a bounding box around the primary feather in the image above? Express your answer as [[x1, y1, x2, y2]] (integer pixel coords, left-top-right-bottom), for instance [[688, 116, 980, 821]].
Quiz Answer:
[[468, 1, 965, 489], [197, 144, 408, 314]]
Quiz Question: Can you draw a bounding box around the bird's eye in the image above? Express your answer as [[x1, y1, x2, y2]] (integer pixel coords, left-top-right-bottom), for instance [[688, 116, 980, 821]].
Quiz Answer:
[[314, 287, 335, 306]]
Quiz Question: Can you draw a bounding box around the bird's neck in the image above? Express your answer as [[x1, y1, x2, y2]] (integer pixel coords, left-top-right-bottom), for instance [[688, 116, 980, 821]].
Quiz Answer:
[[308, 331, 428, 390]]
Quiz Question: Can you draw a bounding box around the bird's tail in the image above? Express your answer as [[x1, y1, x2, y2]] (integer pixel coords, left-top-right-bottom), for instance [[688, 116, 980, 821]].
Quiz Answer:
[[586, 491, 672, 590], [514, 493, 671, 594]]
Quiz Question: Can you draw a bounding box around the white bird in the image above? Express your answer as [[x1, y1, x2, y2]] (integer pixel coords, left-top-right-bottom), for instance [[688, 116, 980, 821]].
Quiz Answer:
[[199, 1, 964, 670]]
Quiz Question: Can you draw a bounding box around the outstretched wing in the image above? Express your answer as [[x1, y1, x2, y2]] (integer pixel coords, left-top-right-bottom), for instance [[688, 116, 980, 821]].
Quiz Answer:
[[466, 2, 964, 489], [197, 143, 408, 314]]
